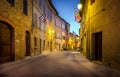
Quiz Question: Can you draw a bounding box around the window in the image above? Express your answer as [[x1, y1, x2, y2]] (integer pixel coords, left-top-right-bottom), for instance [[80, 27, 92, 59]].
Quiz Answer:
[[33, 13, 37, 26], [34, 37, 37, 47], [39, 21, 41, 29], [91, 0, 95, 5], [23, 0, 28, 15], [50, 14, 52, 22], [43, 4, 45, 13], [43, 40, 45, 48], [39, 0, 42, 9], [34, 0, 37, 3], [48, 41, 49, 47], [6, 0, 14, 6]]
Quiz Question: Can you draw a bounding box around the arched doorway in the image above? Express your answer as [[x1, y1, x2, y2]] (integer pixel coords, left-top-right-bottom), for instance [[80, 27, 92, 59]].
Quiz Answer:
[[25, 31, 31, 56], [0, 21, 14, 63]]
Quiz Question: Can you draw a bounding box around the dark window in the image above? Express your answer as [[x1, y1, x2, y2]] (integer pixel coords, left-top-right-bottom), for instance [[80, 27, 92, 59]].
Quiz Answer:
[[23, 0, 28, 15], [48, 41, 49, 47], [39, 0, 42, 9], [34, 37, 37, 47], [33, 13, 37, 26], [43, 4, 45, 13], [43, 40, 45, 48], [50, 14, 52, 22], [6, 0, 15, 6], [91, 0, 95, 5]]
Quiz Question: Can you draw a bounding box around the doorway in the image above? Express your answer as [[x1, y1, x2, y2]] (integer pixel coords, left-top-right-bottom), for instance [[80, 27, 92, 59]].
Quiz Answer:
[[25, 31, 31, 56], [0, 21, 14, 63], [92, 32, 102, 61], [50, 41, 52, 51], [40, 39, 41, 54]]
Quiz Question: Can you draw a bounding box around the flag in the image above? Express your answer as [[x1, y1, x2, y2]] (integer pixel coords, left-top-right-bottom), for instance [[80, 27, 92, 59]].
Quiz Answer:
[[75, 13, 81, 22], [74, 8, 81, 23], [39, 13, 46, 24]]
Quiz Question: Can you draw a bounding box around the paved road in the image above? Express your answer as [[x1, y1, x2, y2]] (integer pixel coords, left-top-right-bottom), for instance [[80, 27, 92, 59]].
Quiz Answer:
[[0, 51, 120, 77]]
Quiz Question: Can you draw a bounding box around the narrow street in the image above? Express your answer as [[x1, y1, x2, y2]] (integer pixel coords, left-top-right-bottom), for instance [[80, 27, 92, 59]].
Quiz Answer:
[[0, 51, 120, 77]]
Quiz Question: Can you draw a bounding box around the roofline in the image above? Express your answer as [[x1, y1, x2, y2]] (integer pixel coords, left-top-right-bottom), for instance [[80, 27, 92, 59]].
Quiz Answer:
[[46, 0, 58, 15]]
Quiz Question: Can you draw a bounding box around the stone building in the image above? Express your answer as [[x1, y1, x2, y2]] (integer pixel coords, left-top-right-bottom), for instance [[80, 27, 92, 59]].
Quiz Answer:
[[31, 0, 63, 54], [61, 19, 70, 50], [65, 22, 70, 50], [55, 16, 62, 51], [79, 0, 120, 70], [32, 0, 42, 56], [0, 0, 70, 63], [45, 0, 59, 52], [61, 20, 66, 50], [45, 0, 70, 52], [0, 0, 32, 63]]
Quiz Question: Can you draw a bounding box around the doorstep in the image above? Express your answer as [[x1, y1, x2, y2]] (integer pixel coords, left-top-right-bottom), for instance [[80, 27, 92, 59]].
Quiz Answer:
[[92, 61, 103, 65]]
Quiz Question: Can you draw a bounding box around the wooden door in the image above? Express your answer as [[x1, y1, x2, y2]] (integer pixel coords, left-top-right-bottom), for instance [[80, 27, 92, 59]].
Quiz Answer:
[[25, 31, 31, 56], [0, 22, 12, 63]]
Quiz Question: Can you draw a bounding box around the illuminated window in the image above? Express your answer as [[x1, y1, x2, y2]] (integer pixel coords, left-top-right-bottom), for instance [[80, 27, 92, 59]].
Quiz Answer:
[[23, 0, 28, 15], [91, 0, 95, 5], [6, 0, 14, 6]]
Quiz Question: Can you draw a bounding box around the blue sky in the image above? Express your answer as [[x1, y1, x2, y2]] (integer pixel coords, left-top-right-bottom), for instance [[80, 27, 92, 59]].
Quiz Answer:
[[51, 0, 80, 35]]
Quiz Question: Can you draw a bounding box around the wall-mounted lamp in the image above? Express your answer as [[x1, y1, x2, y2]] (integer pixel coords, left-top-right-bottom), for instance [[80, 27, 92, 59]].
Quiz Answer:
[[77, 3, 82, 10], [74, 3, 82, 23]]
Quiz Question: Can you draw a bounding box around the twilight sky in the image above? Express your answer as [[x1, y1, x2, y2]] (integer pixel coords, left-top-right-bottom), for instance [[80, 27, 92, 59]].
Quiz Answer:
[[51, 0, 80, 35]]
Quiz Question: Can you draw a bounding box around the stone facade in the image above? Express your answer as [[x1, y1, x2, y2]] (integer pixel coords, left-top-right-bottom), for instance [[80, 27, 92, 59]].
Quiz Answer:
[[0, 0, 32, 62], [0, 0, 70, 63], [80, 0, 120, 70], [55, 16, 62, 51]]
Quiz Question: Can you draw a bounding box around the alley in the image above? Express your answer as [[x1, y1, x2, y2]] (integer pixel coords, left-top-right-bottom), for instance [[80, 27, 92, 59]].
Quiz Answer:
[[0, 51, 120, 77]]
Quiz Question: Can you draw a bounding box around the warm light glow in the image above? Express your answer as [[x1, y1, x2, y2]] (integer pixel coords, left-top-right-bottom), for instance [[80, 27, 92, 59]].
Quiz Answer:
[[52, 30, 54, 33], [47, 27, 55, 40], [76, 37, 79, 40], [77, 3, 82, 10], [48, 29, 51, 34]]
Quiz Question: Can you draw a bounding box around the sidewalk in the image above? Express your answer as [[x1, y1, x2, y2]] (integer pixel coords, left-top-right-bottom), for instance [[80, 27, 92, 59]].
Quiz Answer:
[[0, 50, 60, 73], [0, 54, 46, 72]]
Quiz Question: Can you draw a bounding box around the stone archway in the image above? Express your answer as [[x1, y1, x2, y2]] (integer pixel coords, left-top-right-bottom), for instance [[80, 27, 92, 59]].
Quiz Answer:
[[0, 21, 15, 63]]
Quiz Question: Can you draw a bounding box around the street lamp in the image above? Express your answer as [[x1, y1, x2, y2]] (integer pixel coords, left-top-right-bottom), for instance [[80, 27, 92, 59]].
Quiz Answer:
[[74, 3, 83, 23], [77, 3, 82, 10], [74, 4, 82, 23]]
